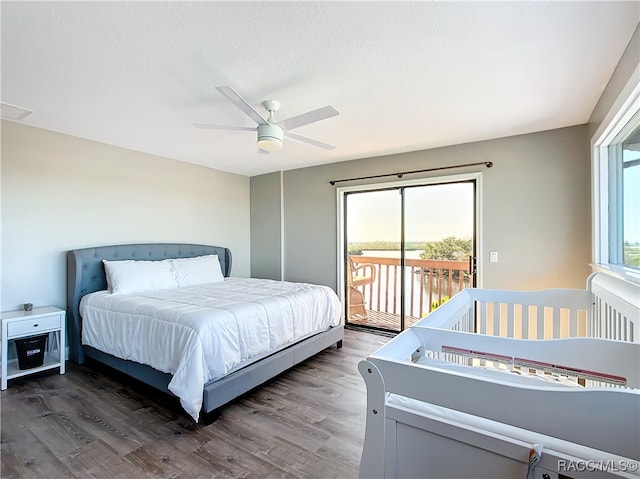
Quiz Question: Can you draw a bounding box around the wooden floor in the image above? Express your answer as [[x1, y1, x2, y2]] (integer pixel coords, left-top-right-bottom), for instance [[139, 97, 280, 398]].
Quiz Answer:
[[0, 329, 390, 479]]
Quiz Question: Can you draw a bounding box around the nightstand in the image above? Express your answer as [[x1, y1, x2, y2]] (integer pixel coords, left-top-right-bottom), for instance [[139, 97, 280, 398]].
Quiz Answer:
[[1, 306, 66, 390]]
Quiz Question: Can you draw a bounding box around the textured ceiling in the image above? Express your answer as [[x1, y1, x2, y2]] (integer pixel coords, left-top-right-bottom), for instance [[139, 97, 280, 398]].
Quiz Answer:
[[2, 1, 638, 176]]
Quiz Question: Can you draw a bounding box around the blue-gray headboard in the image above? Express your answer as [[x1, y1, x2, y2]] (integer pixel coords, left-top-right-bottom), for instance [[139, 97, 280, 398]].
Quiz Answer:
[[66, 243, 232, 364]]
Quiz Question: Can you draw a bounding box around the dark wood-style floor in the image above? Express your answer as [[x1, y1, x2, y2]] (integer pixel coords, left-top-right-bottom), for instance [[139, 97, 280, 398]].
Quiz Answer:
[[1, 329, 389, 479]]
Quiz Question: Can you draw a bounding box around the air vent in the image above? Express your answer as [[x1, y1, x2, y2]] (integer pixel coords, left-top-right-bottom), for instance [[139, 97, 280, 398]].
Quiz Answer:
[[1, 102, 32, 121]]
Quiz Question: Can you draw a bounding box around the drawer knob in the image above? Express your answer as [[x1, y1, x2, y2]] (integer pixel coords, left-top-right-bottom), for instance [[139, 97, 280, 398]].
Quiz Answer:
[[33, 324, 39, 327]]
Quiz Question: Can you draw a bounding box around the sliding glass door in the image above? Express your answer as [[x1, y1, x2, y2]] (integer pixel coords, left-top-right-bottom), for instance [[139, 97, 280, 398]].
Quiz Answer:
[[344, 179, 476, 332], [402, 182, 475, 329], [345, 189, 401, 330]]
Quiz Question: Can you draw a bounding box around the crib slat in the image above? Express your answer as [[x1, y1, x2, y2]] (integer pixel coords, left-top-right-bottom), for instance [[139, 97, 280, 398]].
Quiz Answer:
[[522, 305, 529, 339], [505, 303, 513, 338], [493, 303, 500, 337], [593, 297, 601, 338], [536, 307, 544, 340], [610, 304, 615, 339], [569, 308, 577, 338], [479, 302, 487, 335], [553, 308, 560, 339]]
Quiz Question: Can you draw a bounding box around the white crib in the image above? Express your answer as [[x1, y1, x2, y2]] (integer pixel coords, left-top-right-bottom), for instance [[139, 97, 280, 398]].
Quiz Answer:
[[359, 272, 640, 479]]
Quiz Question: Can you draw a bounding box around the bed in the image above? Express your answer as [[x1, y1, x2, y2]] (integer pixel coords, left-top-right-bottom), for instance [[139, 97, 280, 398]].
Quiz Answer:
[[358, 272, 640, 478], [67, 243, 344, 421]]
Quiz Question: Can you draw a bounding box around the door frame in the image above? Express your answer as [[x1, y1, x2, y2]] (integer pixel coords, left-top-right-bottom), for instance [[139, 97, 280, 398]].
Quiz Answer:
[[336, 172, 484, 324]]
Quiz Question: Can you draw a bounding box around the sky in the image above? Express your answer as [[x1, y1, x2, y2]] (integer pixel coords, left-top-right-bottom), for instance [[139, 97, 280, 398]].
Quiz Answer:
[[623, 147, 640, 244], [346, 182, 474, 243]]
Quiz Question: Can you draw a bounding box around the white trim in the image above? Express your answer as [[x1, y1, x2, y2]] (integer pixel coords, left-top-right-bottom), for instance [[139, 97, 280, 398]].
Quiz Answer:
[[591, 62, 640, 282], [335, 172, 484, 317], [280, 170, 285, 281], [336, 187, 346, 305], [591, 63, 640, 147], [475, 174, 484, 288], [590, 263, 640, 286]]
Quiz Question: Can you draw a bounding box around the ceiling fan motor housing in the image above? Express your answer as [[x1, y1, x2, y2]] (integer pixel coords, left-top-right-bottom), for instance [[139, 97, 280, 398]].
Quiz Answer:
[[257, 123, 284, 152]]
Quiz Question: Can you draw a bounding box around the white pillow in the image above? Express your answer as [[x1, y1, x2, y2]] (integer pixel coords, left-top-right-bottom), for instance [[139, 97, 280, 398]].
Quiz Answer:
[[103, 259, 178, 294], [171, 254, 225, 287]]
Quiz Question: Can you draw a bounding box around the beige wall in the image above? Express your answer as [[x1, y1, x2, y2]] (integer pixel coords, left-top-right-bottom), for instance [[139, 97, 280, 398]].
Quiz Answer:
[[251, 125, 591, 292], [1, 121, 251, 312]]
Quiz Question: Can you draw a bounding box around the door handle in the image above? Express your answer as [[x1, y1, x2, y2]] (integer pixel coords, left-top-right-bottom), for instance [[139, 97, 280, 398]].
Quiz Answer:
[[468, 256, 477, 274]]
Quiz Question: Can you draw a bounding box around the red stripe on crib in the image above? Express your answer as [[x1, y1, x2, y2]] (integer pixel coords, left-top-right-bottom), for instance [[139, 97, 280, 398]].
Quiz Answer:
[[514, 357, 627, 386]]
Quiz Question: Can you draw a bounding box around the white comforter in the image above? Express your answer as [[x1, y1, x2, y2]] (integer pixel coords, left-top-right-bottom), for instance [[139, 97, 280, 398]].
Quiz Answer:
[[79, 277, 342, 421]]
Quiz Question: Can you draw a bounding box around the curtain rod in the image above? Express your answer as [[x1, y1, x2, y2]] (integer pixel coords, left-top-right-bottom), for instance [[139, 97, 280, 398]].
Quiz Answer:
[[329, 161, 493, 186]]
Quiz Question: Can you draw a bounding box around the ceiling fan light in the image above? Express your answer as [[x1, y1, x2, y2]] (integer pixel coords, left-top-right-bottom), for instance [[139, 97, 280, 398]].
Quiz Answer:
[[257, 137, 282, 152], [257, 123, 284, 152]]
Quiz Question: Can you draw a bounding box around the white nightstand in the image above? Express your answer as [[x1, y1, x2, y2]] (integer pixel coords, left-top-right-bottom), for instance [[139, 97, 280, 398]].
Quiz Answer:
[[1, 306, 66, 390]]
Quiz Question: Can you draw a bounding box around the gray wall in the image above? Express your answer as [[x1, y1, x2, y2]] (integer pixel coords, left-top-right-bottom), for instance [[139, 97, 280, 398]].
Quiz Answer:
[[1, 121, 251, 312], [250, 171, 282, 280], [251, 125, 591, 292], [251, 23, 640, 293]]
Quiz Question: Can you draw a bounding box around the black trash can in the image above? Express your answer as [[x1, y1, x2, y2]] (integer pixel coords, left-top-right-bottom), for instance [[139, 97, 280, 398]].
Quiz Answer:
[[15, 334, 47, 370]]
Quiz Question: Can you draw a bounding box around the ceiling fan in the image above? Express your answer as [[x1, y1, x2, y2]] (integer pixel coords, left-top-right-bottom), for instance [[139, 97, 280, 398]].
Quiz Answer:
[[194, 86, 339, 153]]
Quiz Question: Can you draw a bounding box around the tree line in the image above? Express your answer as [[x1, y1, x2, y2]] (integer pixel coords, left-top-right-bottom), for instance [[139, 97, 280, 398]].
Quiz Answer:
[[348, 237, 472, 260]]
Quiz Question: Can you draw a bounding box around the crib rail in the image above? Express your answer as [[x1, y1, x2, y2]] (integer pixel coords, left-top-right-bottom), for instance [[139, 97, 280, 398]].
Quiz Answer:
[[414, 287, 591, 339], [414, 273, 640, 343], [589, 273, 639, 343]]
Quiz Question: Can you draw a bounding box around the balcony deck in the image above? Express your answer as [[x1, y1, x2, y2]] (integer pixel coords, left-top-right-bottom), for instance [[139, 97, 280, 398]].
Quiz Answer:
[[348, 309, 423, 331]]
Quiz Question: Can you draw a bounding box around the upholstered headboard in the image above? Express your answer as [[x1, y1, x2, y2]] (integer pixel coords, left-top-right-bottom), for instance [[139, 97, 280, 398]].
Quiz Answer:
[[66, 243, 232, 364]]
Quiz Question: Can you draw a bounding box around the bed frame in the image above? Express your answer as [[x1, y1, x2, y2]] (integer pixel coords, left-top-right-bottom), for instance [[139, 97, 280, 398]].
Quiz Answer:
[[67, 243, 344, 418], [358, 272, 640, 478]]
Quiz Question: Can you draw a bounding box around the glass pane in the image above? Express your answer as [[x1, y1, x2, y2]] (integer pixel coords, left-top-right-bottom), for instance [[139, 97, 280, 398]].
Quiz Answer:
[[622, 122, 640, 269], [345, 189, 401, 331], [404, 182, 474, 326]]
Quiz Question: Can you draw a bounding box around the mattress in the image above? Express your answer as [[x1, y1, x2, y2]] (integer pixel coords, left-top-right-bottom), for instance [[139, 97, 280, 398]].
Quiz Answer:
[[79, 277, 342, 420]]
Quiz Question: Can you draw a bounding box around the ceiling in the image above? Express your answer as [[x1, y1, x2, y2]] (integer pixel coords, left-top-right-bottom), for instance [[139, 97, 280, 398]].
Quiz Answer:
[[2, 2, 638, 177]]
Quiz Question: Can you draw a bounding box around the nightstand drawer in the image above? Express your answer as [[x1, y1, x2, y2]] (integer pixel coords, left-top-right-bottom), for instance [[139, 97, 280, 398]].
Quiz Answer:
[[7, 315, 61, 337]]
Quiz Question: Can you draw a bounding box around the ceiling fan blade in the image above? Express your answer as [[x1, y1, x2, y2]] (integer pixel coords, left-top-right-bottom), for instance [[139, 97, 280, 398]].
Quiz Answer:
[[215, 86, 267, 126], [285, 131, 336, 151], [277, 105, 339, 131], [193, 123, 256, 131]]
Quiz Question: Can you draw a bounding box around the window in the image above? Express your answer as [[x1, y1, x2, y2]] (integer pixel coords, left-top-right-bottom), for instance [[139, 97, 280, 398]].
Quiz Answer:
[[610, 113, 640, 268], [593, 79, 640, 282]]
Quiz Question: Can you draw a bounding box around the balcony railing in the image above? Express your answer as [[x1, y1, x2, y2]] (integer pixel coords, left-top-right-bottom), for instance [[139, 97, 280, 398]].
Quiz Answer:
[[348, 255, 471, 330]]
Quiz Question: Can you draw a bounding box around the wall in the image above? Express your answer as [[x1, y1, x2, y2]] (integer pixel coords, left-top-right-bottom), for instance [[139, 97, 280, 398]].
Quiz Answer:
[[250, 171, 282, 280], [252, 125, 591, 292], [1, 121, 251, 312], [252, 25, 640, 294]]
